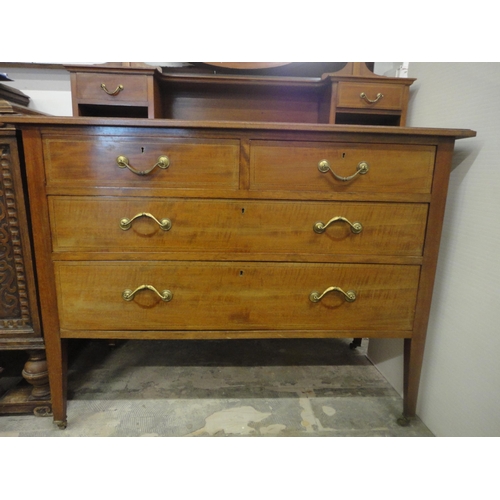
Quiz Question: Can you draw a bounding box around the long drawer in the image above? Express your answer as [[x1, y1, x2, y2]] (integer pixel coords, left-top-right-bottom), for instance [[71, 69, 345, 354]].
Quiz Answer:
[[49, 197, 428, 257], [42, 136, 240, 189], [250, 141, 436, 193], [54, 262, 420, 332]]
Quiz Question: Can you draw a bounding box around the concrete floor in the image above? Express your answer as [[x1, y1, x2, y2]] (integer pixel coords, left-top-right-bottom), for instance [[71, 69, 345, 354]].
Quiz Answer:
[[0, 338, 433, 437]]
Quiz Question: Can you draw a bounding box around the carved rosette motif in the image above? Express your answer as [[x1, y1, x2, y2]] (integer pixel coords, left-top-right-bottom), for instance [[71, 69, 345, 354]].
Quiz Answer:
[[0, 142, 32, 330]]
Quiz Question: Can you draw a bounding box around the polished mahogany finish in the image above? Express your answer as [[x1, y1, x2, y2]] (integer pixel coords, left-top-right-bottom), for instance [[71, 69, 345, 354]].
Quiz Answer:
[[5, 114, 475, 429]]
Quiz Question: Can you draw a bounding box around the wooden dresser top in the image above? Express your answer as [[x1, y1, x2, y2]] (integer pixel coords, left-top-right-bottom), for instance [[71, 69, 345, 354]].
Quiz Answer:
[[3, 115, 476, 140]]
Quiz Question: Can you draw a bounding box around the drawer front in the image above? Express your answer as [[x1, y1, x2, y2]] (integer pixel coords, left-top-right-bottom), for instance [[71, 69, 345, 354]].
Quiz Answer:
[[250, 141, 435, 194], [337, 82, 404, 110], [55, 262, 420, 332], [75, 72, 149, 103], [49, 197, 428, 257], [43, 136, 240, 189]]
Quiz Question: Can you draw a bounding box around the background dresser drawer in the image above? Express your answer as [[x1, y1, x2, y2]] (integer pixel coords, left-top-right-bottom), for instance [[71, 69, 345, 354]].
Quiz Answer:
[[250, 141, 435, 194], [49, 197, 428, 258], [337, 82, 405, 111], [55, 262, 420, 332], [43, 136, 240, 189], [75, 72, 149, 104]]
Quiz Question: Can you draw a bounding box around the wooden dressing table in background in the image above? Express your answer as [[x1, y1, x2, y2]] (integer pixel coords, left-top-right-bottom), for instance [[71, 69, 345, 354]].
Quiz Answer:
[[3, 63, 475, 428]]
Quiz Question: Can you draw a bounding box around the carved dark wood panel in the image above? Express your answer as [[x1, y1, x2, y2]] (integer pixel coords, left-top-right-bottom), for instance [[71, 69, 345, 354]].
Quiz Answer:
[[0, 120, 50, 414], [0, 141, 32, 332]]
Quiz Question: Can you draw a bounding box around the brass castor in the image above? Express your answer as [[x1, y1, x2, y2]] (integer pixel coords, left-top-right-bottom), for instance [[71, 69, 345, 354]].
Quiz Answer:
[[55, 420, 67, 430], [397, 415, 411, 427]]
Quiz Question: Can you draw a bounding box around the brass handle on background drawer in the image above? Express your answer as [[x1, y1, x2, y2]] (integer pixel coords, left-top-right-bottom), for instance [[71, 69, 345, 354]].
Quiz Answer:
[[120, 212, 172, 231], [101, 83, 124, 96], [309, 287, 357, 303], [122, 285, 173, 302], [360, 92, 384, 104], [318, 160, 369, 182], [313, 216, 363, 234], [116, 155, 170, 176]]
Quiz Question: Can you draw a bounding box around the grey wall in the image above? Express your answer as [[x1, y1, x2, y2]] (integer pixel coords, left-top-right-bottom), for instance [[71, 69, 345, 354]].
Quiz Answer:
[[369, 63, 500, 437]]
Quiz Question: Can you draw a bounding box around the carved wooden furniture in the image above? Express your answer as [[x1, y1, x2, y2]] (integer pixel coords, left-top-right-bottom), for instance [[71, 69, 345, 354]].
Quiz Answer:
[[0, 102, 51, 416], [7, 111, 475, 428], [65, 62, 414, 126]]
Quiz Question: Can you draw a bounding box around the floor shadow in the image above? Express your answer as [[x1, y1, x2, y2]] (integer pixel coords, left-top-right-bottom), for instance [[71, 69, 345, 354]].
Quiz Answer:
[[68, 337, 369, 371]]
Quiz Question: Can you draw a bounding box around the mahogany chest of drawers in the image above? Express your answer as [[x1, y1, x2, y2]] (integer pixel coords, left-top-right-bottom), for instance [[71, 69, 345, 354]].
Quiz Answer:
[[7, 116, 475, 428]]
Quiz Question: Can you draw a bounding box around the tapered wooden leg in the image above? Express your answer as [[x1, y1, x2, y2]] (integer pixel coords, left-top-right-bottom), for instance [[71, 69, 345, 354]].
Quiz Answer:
[[405, 337, 426, 415], [398, 336, 427, 426], [396, 141, 456, 426], [45, 338, 68, 429], [21, 129, 69, 428], [397, 338, 413, 426], [349, 338, 362, 349]]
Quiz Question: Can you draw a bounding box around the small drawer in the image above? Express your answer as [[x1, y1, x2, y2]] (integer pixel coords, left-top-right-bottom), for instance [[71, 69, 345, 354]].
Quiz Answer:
[[337, 82, 405, 110], [250, 140, 435, 194], [43, 134, 240, 190], [75, 72, 149, 104], [55, 262, 420, 332], [49, 197, 428, 258]]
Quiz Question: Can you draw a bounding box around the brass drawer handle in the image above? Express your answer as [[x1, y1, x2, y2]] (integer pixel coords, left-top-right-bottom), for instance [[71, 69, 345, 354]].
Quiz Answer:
[[360, 92, 384, 104], [310, 287, 357, 303], [116, 155, 170, 176], [313, 216, 363, 234], [122, 285, 173, 302], [120, 212, 172, 231], [318, 160, 369, 182], [101, 83, 124, 96]]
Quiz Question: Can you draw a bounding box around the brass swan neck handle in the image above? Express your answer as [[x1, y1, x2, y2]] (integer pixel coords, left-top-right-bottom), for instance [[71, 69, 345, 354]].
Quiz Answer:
[[122, 285, 173, 302], [313, 216, 363, 234], [309, 287, 357, 303], [120, 212, 172, 231], [116, 155, 170, 176], [317, 160, 369, 182]]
